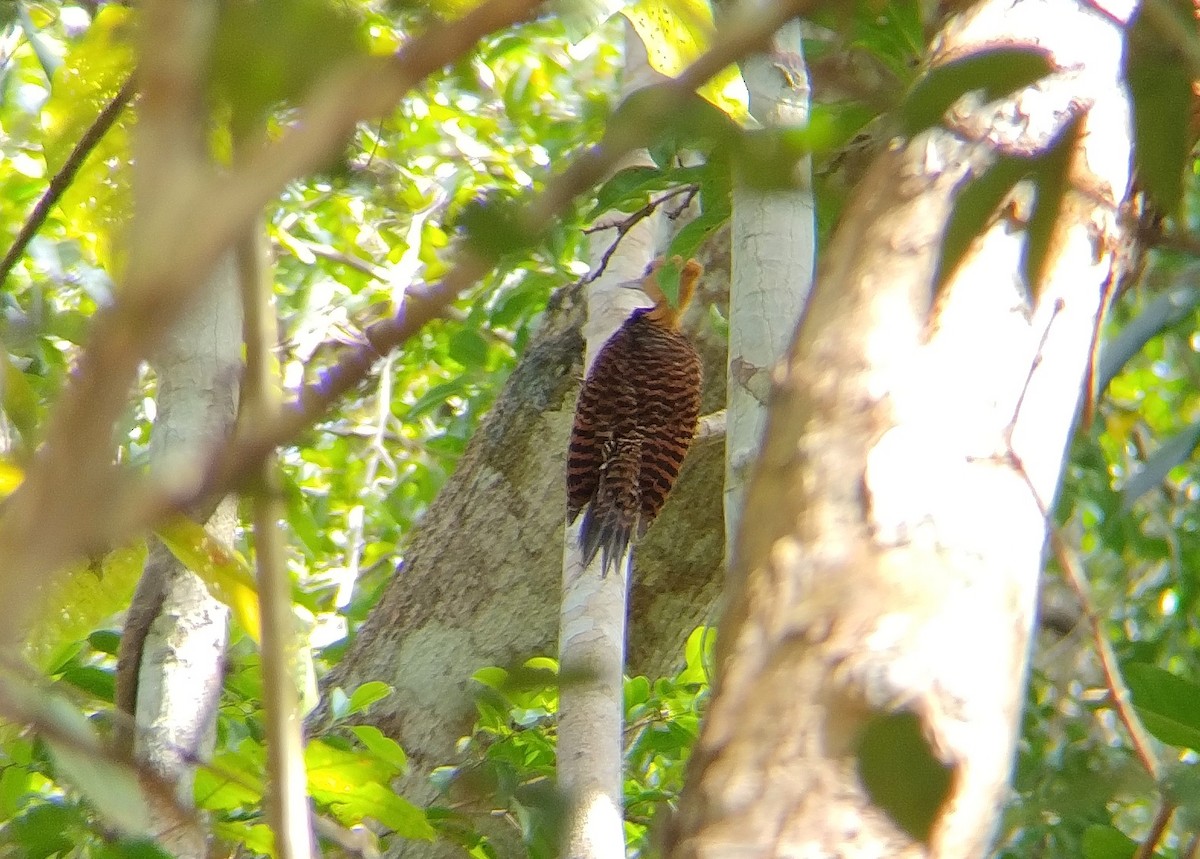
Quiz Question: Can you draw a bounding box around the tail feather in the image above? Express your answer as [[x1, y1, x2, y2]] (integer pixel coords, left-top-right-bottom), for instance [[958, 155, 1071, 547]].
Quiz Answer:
[[577, 441, 641, 576]]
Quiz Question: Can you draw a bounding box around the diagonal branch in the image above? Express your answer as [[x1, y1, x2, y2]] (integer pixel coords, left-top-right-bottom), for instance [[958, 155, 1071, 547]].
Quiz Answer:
[[0, 76, 135, 287]]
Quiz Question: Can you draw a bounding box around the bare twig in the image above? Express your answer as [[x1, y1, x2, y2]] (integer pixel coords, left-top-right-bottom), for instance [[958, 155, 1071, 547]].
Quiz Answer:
[[1134, 801, 1175, 859], [695, 408, 726, 443], [1050, 531, 1162, 780], [582, 185, 699, 284], [0, 76, 135, 287]]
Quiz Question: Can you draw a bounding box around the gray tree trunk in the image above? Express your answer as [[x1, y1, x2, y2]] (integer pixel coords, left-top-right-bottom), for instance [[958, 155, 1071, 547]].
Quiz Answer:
[[667, 0, 1139, 856], [116, 253, 242, 857]]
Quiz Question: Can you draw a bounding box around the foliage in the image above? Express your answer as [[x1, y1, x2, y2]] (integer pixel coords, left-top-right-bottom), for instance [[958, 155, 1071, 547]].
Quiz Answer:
[[441, 627, 714, 858]]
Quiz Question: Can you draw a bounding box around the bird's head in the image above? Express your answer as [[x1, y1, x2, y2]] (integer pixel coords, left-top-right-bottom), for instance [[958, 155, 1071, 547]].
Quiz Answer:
[[638, 256, 703, 330]]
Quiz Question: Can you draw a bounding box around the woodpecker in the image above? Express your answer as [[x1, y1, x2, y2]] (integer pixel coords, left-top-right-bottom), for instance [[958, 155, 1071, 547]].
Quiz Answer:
[[566, 257, 704, 576]]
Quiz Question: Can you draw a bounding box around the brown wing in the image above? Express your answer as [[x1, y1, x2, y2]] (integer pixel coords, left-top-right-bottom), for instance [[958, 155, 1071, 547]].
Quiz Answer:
[[637, 326, 703, 528], [567, 320, 633, 522]]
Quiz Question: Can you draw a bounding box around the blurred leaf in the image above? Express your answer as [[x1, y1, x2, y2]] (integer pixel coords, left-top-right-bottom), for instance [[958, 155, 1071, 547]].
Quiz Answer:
[[157, 516, 261, 643], [1, 802, 78, 858], [349, 725, 409, 772], [41, 5, 135, 271], [33, 692, 153, 835], [25, 544, 147, 671], [449, 328, 490, 368], [1023, 113, 1083, 298], [901, 46, 1053, 136], [935, 152, 1029, 294], [1124, 1, 1193, 213], [559, 0, 628, 43], [209, 0, 367, 135], [1164, 761, 1200, 831], [622, 0, 747, 123], [59, 665, 115, 703], [1124, 662, 1200, 751], [2, 355, 41, 443], [1120, 421, 1200, 510], [856, 711, 953, 842], [1081, 824, 1137, 859], [1095, 282, 1200, 398]]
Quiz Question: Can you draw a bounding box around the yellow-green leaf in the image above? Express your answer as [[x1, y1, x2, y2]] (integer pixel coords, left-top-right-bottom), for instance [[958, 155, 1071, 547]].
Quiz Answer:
[[622, 0, 748, 123], [157, 517, 261, 643]]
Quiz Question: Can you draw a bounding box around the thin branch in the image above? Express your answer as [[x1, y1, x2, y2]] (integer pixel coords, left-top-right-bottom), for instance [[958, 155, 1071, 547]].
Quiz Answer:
[[238, 226, 315, 857], [0, 75, 135, 287], [695, 408, 726, 443], [582, 185, 699, 285], [1134, 801, 1175, 859], [1049, 530, 1162, 781]]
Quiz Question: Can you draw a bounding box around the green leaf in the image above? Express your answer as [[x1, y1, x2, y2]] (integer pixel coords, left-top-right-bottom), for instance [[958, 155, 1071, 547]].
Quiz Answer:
[[1023, 114, 1084, 298], [902, 46, 1054, 136], [935, 152, 1030, 294], [209, 0, 367, 135], [59, 665, 115, 703], [2, 356, 41, 444], [87, 629, 122, 656], [349, 725, 409, 772], [449, 329, 490, 369], [329, 781, 435, 839], [856, 711, 953, 842], [2, 803, 77, 858], [588, 165, 667, 218], [1081, 824, 1137, 859], [1120, 421, 1200, 510], [1124, 662, 1200, 751], [347, 680, 393, 715], [1124, 2, 1193, 213], [1095, 283, 1200, 398]]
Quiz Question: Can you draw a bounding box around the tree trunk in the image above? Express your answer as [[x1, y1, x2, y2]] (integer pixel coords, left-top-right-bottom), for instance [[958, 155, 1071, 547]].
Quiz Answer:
[[668, 0, 1138, 856], [725, 16, 815, 553], [116, 253, 241, 857]]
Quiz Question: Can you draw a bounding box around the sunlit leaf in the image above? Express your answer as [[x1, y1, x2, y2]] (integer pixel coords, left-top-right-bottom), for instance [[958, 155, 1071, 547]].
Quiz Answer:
[[156, 517, 262, 643], [25, 544, 147, 671], [348, 725, 409, 772], [622, 0, 747, 123]]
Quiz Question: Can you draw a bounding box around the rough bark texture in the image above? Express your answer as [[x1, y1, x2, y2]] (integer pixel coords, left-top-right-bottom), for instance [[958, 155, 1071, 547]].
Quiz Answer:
[[317, 237, 729, 856], [725, 17, 815, 553], [668, 1, 1137, 856]]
